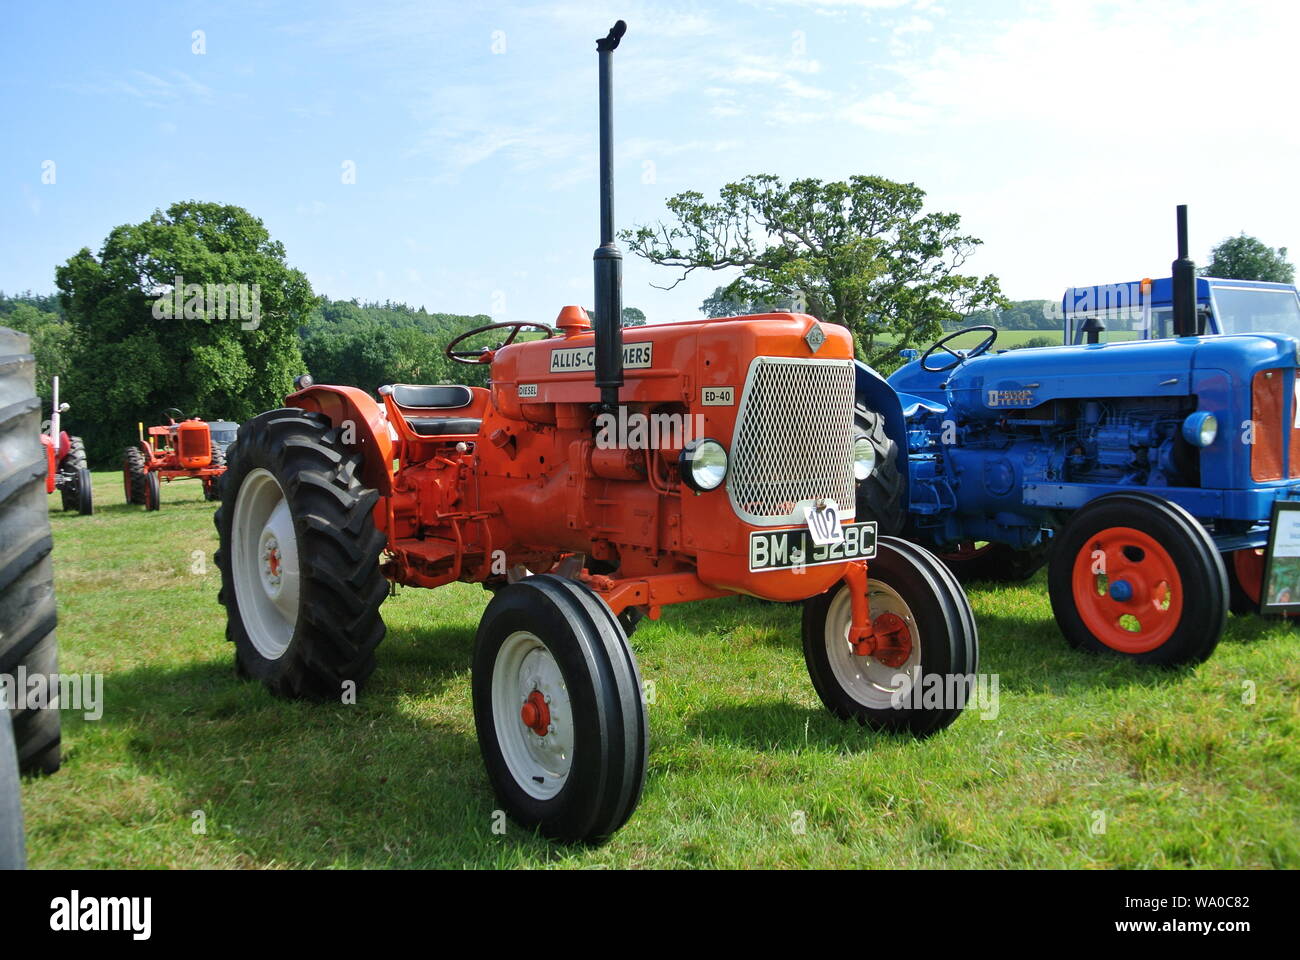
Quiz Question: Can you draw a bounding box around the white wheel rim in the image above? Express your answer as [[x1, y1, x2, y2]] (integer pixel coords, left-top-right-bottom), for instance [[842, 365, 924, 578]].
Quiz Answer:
[[231, 468, 301, 660], [825, 580, 921, 709], [491, 631, 574, 801]]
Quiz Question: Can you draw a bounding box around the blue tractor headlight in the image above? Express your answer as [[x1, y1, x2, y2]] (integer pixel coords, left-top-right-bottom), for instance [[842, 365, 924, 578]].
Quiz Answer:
[[678, 439, 728, 491], [1182, 411, 1218, 448]]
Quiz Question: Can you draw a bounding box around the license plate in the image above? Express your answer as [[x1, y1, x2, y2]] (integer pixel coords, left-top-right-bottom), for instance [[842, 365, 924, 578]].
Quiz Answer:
[[749, 522, 877, 572]]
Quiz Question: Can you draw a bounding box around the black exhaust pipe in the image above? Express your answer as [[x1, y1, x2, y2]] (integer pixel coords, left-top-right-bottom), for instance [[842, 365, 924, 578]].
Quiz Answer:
[[1171, 204, 1200, 337], [593, 20, 626, 411]]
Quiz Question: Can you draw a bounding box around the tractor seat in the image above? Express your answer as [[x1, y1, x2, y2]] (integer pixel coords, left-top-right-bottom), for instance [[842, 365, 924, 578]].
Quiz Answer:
[[406, 417, 483, 437], [389, 384, 473, 409], [384, 384, 482, 438]]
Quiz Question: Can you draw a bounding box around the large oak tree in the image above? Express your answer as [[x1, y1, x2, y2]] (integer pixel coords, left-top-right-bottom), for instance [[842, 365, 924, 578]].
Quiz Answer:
[[624, 174, 1005, 367]]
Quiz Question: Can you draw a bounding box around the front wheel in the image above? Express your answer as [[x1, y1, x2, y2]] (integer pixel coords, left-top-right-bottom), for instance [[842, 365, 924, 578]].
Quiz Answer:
[[215, 409, 388, 699], [472, 575, 647, 843], [1047, 493, 1226, 666], [69, 467, 93, 515], [144, 470, 160, 511], [802, 537, 978, 737]]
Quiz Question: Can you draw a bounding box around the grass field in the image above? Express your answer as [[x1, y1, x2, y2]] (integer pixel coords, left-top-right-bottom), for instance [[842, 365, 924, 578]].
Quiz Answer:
[[21, 471, 1299, 868]]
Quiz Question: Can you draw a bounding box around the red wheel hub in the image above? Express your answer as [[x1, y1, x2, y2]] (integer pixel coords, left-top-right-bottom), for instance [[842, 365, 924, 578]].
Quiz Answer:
[[268, 548, 281, 578], [520, 690, 551, 737], [868, 611, 912, 667], [1233, 548, 1265, 606], [1071, 527, 1182, 654]]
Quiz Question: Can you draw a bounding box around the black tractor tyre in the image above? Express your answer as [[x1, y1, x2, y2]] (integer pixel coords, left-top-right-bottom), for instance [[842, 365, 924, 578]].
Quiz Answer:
[[123, 446, 148, 505], [0, 327, 61, 776], [65, 436, 87, 471], [472, 574, 648, 843], [209, 441, 226, 469], [0, 709, 25, 869], [215, 408, 388, 700], [802, 536, 978, 738], [939, 540, 1052, 584], [144, 470, 160, 511], [68, 466, 93, 515], [854, 403, 904, 536], [1047, 493, 1226, 666]]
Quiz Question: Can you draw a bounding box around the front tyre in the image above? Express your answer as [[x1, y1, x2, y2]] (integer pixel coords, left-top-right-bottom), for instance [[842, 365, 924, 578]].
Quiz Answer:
[[1047, 493, 1225, 666], [802, 537, 978, 737], [215, 408, 388, 699], [472, 575, 647, 843], [144, 471, 160, 511]]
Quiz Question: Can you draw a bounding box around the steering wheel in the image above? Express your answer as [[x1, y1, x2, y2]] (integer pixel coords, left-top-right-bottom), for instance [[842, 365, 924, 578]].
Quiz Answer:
[[920, 325, 998, 373], [445, 321, 556, 365], [163, 407, 185, 423]]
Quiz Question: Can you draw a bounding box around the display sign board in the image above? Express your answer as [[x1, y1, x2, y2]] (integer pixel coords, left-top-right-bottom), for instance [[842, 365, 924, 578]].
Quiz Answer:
[[1259, 500, 1300, 613]]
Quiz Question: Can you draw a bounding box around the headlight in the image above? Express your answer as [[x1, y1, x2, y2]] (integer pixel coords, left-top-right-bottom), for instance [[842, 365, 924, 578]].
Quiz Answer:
[[678, 438, 728, 491], [853, 436, 876, 481], [1182, 411, 1218, 448]]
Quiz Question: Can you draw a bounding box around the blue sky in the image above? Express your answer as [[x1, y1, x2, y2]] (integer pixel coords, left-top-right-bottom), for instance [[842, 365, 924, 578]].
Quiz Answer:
[[2, 0, 1297, 325]]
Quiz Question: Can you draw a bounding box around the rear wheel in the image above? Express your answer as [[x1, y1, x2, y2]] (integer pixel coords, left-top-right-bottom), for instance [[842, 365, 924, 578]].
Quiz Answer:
[[939, 540, 1051, 583], [0, 709, 24, 869], [1048, 493, 1226, 666], [0, 327, 60, 775], [65, 436, 87, 470], [472, 575, 647, 842], [215, 409, 387, 698], [123, 446, 147, 505], [205, 441, 226, 502], [802, 537, 978, 737], [854, 404, 904, 536]]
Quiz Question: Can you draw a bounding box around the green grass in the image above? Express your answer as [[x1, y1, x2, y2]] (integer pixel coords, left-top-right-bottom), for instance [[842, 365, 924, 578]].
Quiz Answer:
[[22, 471, 1300, 868]]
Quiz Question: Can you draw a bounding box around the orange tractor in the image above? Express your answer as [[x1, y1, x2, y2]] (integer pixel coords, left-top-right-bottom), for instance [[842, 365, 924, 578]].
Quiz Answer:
[[123, 409, 227, 510], [214, 21, 978, 842], [40, 376, 93, 515]]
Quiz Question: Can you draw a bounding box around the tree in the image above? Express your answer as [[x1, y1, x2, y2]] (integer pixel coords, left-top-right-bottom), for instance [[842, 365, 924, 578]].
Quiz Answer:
[[700, 285, 797, 318], [1202, 233, 1294, 283], [0, 299, 72, 405], [624, 174, 1005, 367], [55, 201, 314, 463], [585, 306, 647, 327]]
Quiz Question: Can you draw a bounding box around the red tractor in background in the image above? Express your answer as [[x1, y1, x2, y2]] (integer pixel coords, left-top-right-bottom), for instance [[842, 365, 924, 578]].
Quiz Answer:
[[123, 408, 227, 510], [40, 376, 93, 515], [214, 22, 979, 842]]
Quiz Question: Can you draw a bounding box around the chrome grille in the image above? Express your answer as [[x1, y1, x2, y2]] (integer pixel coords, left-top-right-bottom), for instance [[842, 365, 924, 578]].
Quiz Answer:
[[726, 357, 856, 525]]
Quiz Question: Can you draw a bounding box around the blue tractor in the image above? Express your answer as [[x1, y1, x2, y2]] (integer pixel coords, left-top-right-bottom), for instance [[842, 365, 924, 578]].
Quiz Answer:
[[857, 207, 1300, 665]]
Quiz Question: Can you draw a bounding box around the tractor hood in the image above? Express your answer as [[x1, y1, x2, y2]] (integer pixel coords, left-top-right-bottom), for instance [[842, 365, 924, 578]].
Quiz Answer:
[[889, 333, 1300, 421]]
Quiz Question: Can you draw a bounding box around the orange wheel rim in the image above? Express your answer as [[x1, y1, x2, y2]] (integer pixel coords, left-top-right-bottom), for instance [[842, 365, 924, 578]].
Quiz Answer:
[[1071, 527, 1182, 654]]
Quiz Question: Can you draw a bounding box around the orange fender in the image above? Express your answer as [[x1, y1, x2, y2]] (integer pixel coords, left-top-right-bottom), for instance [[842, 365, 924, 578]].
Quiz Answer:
[[286, 384, 395, 494]]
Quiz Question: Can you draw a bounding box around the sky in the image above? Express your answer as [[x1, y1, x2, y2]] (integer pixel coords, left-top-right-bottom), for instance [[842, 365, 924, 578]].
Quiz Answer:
[[2, 0, 1298, 325]]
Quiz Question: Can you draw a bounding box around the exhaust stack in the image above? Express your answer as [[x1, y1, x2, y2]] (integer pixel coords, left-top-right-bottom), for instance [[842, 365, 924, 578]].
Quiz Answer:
[[593, 20, 627, 411], [1171, 204, 1200, 337]]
